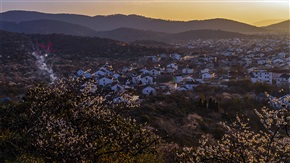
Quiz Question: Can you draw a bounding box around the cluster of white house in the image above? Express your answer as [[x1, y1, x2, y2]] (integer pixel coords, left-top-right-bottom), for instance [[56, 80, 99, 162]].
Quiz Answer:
[[75, 61, 220, 98], [74, 37, 289, 101], [248, 68, 290, 87], [75, 58, 290, 101], [250, 70, 273, 85]]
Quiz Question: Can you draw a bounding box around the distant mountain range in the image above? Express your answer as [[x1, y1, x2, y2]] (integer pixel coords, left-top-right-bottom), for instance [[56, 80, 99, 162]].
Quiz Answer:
[[0, 10, 268, 33], [0, 10, 288, 43], [95, 28, 168, 42], [160, 29, 250, 42], [0, 21, 254, 43], [1, 19, 99, 36], [95, 28, 252, 42]]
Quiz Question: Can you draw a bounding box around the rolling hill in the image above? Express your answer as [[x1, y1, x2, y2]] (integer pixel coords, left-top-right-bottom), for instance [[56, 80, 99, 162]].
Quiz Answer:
[[95, 28, 256, 43], [264, 20, 290, 32], [95, 27, 169, 42], [252, 19, 286, 27], [0, 18, 258, 43], [0, 19, 98, 36], [160, 29, 250, 42], [1, 10, 267, 34]]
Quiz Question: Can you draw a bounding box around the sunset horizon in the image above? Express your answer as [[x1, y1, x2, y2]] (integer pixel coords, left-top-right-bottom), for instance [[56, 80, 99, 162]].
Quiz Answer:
[[1, 9, 289, 27], [2, 0, 289, 26]]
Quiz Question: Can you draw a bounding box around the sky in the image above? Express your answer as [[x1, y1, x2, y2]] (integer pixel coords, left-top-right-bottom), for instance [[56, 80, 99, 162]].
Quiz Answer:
[[1, 0, 289, 25]]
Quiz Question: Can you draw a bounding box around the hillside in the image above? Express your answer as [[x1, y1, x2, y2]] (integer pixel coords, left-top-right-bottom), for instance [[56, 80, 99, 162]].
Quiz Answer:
[[0, 30, 175, 99], [253, 19, 286, 27], [0, 18, 258, 43], [1, 10, 267, 34], [0, 19, 98, 36], [95, 27, 169, 42], [264, 20, 290, 32], [160, 29, 250, 42], [94, 28, 255, 43]]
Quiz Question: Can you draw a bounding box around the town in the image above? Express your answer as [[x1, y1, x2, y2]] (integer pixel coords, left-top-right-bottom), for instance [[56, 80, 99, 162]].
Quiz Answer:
[[74, 36, 290, 109]]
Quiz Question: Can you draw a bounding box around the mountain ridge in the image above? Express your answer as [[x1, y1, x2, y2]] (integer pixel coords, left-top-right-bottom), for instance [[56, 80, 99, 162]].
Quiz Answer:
[[253, 19, 287, 27], [0, 19, 99, 36], [1, 10, 268, 34], [0, 19, 257, 43], [264, 20, 290, 32]]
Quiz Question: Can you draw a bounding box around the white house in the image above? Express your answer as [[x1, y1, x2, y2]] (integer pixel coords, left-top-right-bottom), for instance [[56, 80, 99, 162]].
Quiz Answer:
[[94, 70, 107, 77], [84, 72, 92, 79], [98, 77, 113, 86], [246, 50, 252, 54], [201, 68, 210, 74], [167, 63, 178, 73], [148, 68, 160, 77], [113, 97, 128, 103], [236, 48, 243, 53], [175, 75, 183, 83], [177, 86, 188, 91], [140, 68, 149, 75], [277, 52, 286, 58], [265, 47, 273, 52], [202, 73, 215, 80], [183, 76, 194, 82], [132, 74, 141, 85], [258, 53, 265, 57], [257, 60, 267, 65], [113, 73, 121, 79], [172, 53, 181, 60], [111, 83, 124, 92], [272, 58, 284, 64], [142, 86, 156, 95], [254, 47, 260, 52], [243, 58, 252, 65], [167, 67, 176, 73], [276, 74, 290, 87], [184, 81, 199, 90], [182, 67, 194, 74], [247, 67, 258, 74], [77, 70, 85, 76], [250, 70, 272, 84], [222, 51, 235, 56], [141, 75, 154, 85], [99, 66, 113, 75]]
